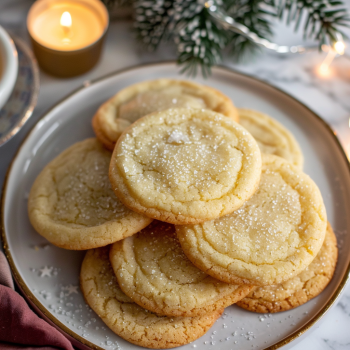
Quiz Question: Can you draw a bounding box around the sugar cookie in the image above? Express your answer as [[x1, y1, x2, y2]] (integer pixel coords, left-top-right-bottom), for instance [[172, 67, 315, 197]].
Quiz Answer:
[[109, 108, 261, 225], [176, 154, 327, 286], [80, 247, 223, 349], [237, 223, 337, 313], [239, 109, 303, 168], [92, 79, 239, 149], [110, 221, 254, 317], [28, 138, 152, 250]]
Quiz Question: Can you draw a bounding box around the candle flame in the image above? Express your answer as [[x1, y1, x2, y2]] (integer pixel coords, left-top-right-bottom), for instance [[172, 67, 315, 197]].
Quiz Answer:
[[60, 12, 72, 28]]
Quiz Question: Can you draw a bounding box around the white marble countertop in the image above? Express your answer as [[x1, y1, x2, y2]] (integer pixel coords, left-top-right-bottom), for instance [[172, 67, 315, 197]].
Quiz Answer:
[[1, 1, 350, 350]]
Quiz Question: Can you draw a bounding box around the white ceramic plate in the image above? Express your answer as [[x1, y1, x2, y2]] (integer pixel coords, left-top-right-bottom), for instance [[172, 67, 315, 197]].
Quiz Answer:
[[2, 63, 350, 350], [0, 36, 39, 146], [0, 26, 18, 110]]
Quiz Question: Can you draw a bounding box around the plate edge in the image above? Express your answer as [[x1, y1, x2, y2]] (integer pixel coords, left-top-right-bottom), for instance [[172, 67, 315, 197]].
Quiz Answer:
[[0, 35, 40, 146], [1, 60, 350, 350]]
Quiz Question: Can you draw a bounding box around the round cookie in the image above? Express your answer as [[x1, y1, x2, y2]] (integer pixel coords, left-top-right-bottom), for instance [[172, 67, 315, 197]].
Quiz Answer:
[[236, 222, 338, 313], [80, 247, 223, 349], [28, 138, 152, 250], [176, 154, 327, 286], [92, 79, 239, 150], [110, 221, 254, 317], [109, 108, 262, 225], [239, 109, 304, 168]]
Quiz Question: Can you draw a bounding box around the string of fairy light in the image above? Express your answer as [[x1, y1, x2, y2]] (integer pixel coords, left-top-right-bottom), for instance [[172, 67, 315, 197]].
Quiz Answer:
[[318, 37, 350, 162], [205, 0, 350, 160], [205, 0, 348, 78], [318, 37, 346, 77], [308, 37, 350, 161]]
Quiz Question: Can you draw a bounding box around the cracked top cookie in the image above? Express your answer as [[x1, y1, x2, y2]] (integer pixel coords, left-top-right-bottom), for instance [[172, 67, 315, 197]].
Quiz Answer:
[[80, 247, 223, 349], [110, 221, 254, 317], [239, 109, 304, 168], [28, 138, 152, 250], [236, 222, 337, 313], [176, 154, 327, 286], [92, 79, 239, 150], [109, 108, 262, 225]]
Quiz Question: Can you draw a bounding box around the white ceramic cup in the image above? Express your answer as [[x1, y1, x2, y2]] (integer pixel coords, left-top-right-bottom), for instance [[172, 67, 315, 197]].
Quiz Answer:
[[0, 26, 18, 110]]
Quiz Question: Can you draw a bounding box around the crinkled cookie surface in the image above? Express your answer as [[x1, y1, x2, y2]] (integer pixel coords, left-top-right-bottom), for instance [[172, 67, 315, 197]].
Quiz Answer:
[[237, 223, 337, 312], [239, 109, 304, 168], [92, 79, 239, 149], [110, 221, 253, 317], [109, 108, 261, 224], [80, 247, 223, 349], [176, 154, 327, 286], [28, 138, 152, 250]]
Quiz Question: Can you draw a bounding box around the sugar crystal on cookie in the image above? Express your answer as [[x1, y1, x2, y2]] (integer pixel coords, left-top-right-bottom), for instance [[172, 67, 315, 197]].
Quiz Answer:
[[176, 154, 327, 286], [110, 108, 261, 224]]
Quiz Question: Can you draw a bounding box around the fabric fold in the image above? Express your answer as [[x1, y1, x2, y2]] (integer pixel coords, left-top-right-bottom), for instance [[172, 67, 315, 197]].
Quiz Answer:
[[0, 251, 74, 350]]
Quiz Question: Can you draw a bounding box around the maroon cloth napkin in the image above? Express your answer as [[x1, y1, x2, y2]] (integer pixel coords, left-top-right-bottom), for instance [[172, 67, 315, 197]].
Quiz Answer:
[[0, 251, 75, 350], [0, 251, 14, 289]]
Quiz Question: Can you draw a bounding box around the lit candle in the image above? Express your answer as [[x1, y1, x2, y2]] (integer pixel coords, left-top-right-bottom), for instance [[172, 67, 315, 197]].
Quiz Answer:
[[27, 0, 109, 77]]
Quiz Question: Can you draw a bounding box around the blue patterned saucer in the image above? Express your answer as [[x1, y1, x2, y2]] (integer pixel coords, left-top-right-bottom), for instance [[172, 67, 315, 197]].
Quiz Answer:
[[0, 36, 39, 146]]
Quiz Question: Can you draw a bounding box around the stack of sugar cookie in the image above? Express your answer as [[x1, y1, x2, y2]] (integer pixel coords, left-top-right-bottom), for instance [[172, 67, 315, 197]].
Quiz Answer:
[[28, 79, 337, 349]]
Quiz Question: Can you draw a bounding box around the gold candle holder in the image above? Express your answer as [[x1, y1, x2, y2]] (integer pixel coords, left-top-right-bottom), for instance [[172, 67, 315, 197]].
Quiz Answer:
[[27, 0, 109, 78]]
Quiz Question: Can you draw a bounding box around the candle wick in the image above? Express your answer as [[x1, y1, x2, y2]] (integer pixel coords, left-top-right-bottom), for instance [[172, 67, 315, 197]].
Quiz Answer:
[[60, 11, 72, 42], [62, 26, 70, 36]]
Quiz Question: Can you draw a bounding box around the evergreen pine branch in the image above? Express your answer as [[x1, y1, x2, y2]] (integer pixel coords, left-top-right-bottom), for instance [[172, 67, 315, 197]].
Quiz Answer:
[[176, 9, 228, 77], [132, 0, 205, 51], [101, 0, 130, 10], [278, 0, 350, 46], [133, 0, 176, 51], [223, 0, 276, 61], [106, 0, 350, 75]]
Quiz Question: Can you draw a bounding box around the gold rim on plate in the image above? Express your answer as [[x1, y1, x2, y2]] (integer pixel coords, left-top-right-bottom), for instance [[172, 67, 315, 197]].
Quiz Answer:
[[1, 61, 350, 350]]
